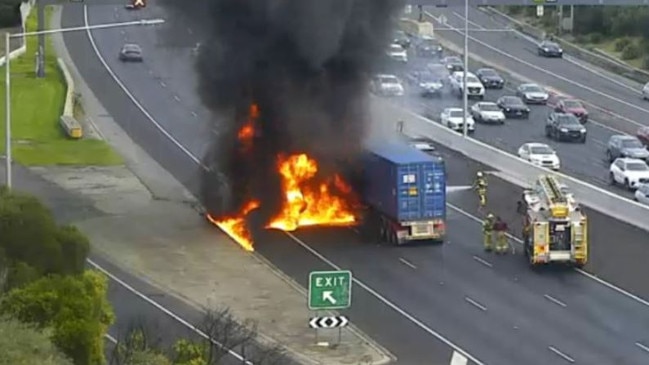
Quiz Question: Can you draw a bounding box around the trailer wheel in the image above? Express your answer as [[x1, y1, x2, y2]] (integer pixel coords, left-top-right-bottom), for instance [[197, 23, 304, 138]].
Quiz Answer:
[[388, 228, 399, 245]]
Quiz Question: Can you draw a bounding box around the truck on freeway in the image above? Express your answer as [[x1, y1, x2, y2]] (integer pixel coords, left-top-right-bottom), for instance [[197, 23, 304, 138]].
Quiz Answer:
[[520, 175, 588, 268], [351, 140, 447, 244]]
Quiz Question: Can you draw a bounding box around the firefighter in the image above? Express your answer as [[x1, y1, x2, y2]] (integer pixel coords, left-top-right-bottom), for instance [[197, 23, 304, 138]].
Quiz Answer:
[[474, 172, 488, 208], [493, 216, 509, 254], [483, 213, 495, 252]]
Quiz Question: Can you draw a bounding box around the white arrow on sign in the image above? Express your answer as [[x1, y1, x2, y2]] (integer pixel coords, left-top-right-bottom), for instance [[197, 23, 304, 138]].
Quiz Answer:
[[322, 291, 337, 304]]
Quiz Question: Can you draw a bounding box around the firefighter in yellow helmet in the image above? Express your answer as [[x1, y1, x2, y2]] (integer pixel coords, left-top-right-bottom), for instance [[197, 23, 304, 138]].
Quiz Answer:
[[474, 171, 488, 208], [482, 213, 495, 252]]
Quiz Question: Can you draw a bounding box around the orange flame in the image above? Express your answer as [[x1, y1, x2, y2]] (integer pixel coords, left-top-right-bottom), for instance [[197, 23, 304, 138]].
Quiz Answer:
[[267, 154, 356, 231], [207, 200, 260, 252]]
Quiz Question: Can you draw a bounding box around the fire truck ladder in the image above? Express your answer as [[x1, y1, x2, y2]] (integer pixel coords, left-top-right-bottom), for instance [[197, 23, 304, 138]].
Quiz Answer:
[[538, 175, 569, 218]]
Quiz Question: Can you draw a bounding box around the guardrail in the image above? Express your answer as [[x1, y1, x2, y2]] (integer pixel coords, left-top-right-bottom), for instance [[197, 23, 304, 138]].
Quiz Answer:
[[56, 58, 83, 139], [369, 96, 649, 232], [0, 0, 34, 67], [482, 7, 649, 85]]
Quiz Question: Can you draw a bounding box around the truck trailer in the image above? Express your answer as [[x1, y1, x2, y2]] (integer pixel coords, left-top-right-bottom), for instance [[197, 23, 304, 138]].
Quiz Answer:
[[353, 140, 447, 244]]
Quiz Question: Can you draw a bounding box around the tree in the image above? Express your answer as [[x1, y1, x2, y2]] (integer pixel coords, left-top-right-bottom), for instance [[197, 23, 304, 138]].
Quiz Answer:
[[0, 270, 115, 365], [0, 188, 89, 291], [108, 321, 169, 365], [0, 315, 73, 365]]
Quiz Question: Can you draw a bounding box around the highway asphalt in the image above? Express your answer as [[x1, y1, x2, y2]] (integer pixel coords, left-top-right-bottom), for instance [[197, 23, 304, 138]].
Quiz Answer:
[[423, 5, 649, 132], [61, 1, 649, 364]]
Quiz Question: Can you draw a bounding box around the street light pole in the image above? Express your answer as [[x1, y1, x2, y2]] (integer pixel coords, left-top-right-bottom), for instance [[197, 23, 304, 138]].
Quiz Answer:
[[462, 0, 469, 137], [5, 32, 11, 188], [3, 18, 165, 188]]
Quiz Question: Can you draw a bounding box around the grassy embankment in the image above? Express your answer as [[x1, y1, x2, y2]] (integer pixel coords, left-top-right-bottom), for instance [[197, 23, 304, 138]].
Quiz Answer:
[[0, 6, 123, 166]]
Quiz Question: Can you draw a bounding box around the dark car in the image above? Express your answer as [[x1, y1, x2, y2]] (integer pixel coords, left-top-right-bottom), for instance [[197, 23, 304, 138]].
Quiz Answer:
[[393, 30, 411, 49], [413, 36, 443, 58], [441, 56, 464, 73], [475, 68, 504, 89], [406, 70, 444, 97], [606, 135, 649, 162], [538, 40, 563, 58], [554, 98, 588, 123], [638, 126, 649, 147], [496, 96, 530, 119], [119, 43, 143, 62], [545, 112, 587, 143]]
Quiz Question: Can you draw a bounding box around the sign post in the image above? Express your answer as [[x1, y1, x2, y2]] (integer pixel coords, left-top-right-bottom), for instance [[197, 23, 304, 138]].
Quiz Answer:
[[308, 270, 352, 346]]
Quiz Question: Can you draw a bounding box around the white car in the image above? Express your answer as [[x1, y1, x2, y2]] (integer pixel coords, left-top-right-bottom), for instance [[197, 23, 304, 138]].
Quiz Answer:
[[440, 107, 475, 133], [470, 102, 505, 124], [643, 82, 649, 100], [449, 71, 484, 99], [517, 142, 560, 170], [634, 183, 649, 205], [516, 83, 549, 104], [370, 74, 404, 96], [386, 43, 408, 62], [609, 158, 649, 190]]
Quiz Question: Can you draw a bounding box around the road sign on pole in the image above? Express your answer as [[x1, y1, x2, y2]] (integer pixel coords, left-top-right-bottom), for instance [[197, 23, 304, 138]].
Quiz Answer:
[[308, 270, 352, 310], [309, 316, 349, 329]]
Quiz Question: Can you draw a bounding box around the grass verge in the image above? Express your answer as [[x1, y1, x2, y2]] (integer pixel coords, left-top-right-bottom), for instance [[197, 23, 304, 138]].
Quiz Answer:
[[0, 6, 123, 166]]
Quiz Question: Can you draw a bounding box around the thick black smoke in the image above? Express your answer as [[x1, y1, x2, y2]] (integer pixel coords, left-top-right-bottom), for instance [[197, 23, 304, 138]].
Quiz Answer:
[[160, 0, 405, 223]]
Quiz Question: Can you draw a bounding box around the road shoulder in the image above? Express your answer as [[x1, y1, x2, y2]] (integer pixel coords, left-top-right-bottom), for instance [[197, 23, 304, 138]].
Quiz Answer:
[[48, 5, 392, 364]]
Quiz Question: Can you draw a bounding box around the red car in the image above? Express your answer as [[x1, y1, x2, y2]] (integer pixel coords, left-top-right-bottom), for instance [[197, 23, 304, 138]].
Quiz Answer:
[[637, 126, 649, 147], [554, 99, 588, 123]]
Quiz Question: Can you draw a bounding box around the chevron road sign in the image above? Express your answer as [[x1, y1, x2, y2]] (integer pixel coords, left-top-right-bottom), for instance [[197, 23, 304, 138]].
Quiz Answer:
[[308, 270, 352, 310], [309, 316, 350, 329]]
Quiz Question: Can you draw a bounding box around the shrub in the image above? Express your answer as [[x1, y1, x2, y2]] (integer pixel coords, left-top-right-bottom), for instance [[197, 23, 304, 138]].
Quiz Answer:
[[621, 43, 642, 60], [588, 33, 604, 44], [614, 37, 632, 52]]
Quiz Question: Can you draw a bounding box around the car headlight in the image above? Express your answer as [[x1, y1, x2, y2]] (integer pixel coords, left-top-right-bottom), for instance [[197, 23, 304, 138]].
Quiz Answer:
[[580, 129, 586, 133], [560, 128, 568, 132], [505, 108, 511, 111], [558, 49, 563, 52], [543, 47, 549, 51]]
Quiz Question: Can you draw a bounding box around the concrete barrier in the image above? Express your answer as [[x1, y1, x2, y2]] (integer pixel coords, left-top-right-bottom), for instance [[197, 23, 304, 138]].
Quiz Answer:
[[0, 0, 35, 67], [57, 57, 83, 139], [369, 96, 649, 232], [482, 7, 649, 84]]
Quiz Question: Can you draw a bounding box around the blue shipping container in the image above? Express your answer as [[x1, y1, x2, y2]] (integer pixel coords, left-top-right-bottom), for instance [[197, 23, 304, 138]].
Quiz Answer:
[[361, 141, 446, 222]]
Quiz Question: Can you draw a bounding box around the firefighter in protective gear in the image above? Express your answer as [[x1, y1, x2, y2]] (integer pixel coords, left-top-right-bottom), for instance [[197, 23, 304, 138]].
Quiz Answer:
[[493, 216, 509, 254], [483, 213, 495, 251], [474, 172, 488, 208]]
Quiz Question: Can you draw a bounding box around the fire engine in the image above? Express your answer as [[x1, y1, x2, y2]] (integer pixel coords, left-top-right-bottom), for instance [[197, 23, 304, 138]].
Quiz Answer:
[[520, 175, 588, 267]]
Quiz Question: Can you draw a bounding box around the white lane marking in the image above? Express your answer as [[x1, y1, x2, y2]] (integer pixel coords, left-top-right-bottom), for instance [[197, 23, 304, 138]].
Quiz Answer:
[[191, 111, 198, 117], [544, 294, 567, 308], [464, 296, 487, 311], [548, 345, 575, 363], [160, 81, 166, 88], [636, 342, 649, 354], [85, 1, 649, 355], [88, 259, 253, 364], [104, 333, 117, 344], [450, 350, 468, 365], [445, 203, 649, 309], [591, 139, 606, 147], [472, 255, 493, 268], [284, 232, 485, 364], [173, 95, 181, 102], [83, 5, 204, 168], [465, 8, 643, 95], [426, 10, 649, 120], [399, 257, 417, 269]]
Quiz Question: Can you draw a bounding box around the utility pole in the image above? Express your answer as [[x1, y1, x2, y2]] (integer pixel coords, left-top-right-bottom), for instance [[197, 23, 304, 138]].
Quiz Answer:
[[36, 0, 45, 78], [462, 0, 469, 137]]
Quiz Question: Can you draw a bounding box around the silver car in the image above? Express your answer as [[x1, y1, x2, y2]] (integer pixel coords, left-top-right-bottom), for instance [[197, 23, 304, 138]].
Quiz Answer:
[[606, 135, 649, 162], [516, 83, 549, 104], [119, 43, 143, 62]]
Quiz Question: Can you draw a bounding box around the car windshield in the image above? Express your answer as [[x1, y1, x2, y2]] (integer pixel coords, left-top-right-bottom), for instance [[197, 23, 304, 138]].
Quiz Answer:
[[480, 69, 497, 76], [522, 85, 543, 93], [503, 97, 523, 106], [394, 31, 406, 38], [449, 110, 464, 118], [380, 76, 399, 84], [626, 162, 649, 171], [530, 145, 553, 155], [466, 75, 479, 83], [123, 44, 140, 51], [564, 100, 583, 108], [622, 139, 643, 148], [479, 104, 500, 111], [557, 115, 580, 125], [447, 57, 461, 64], [389, 44, 402, 51], [418, 73, 439, 83]]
